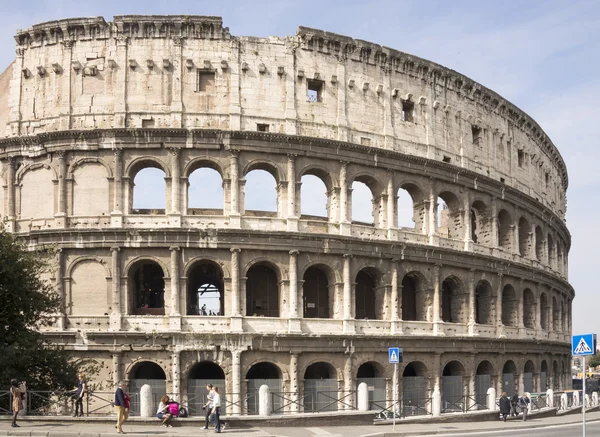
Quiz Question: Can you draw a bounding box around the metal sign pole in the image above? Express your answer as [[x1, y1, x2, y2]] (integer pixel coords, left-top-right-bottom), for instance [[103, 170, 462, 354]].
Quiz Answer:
[[393, 362, 397, 431], [583, 355, 586, 437]]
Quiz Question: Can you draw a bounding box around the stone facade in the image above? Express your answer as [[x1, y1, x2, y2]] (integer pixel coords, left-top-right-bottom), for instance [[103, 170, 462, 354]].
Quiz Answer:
[[0, 15, 572, 415]]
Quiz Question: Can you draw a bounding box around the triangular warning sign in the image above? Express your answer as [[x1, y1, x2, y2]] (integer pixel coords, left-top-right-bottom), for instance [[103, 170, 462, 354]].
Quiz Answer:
[[575, 337, 592, 354], [390, 351, 398, 361]]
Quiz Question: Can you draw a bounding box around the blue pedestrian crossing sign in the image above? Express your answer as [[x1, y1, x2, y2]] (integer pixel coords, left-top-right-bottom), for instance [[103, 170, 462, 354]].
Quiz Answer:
[[389, 347, 402, 364], [572, 334, 596, 356]]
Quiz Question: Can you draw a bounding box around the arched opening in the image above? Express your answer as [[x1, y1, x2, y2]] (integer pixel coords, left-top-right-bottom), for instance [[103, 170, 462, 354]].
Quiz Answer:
[[552, 296, 559, 331], [130, 260, 165, 315], [402, 273, 425, 321], [399, 183, 426, 232], [442, 361, 465, 412], [523, 288, 535, 328], [518, 217, 531, 257], [497, 210, 513, 249], [246, 264, 279, 317], [560, 301, 566, 332], [501, 284, 518, 327], [187, 261, 224, 316], [524, 361, 535, 393], [300, 174, 328, 219], [246, 362, 282, 415], [303, 266, 330, 318], [540, 293, 549, 330], [471, 200, 490, 245], [441, 276, 465, 323], [541, 360, 548, 390], [557, 244, 564, 275], [402, 361, 427, 417], [535, 226, 544, 261], [132, 167, 167, 214], [552, 360, 559, 390], [355, 269, 380, 320], [356, 362, 385, 410], [436, 192, 462, 239], [244, 169, 278, 214], [351, 180, 374, 224], [502, 360, 517, 395], [304, 362, 337, 412], [129, 361, 166, 416], [548, 234, 556, 269], [475, 361, 493, 409], [187, 361, 226, 416], [187, 167, 224, 213], [475, 280, 494, 325]]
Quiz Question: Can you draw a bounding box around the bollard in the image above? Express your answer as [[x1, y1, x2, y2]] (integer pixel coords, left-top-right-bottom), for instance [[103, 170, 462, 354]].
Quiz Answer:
[[560, 392, 567, 410], [140, 384, 153, 417], [585, 394, 590, 408], [432, 387, 441, 417], [573, 391, 580, 407], [357, 382, 369, 412], [593, 392, 599, 406], [258, 384, 271, 416], [546, 388, 554, 408], [486, 387, 497, 411]]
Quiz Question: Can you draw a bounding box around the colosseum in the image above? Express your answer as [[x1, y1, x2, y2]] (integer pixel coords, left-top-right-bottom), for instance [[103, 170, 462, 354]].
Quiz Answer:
[[0, 15, 573, 416]]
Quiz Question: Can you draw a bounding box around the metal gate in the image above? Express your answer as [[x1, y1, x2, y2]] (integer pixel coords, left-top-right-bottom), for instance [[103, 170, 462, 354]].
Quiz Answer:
[[541, 372, 547, 391], [303, 379, 338, 412], [442, 376, 463, 412], [524, 372, 533, 393], [502, 373, 515, 395], [402, 376, 427, 416], [356, 377, 386, 410], [186, 379, 226, 416], [475, 374, 491, 409], [128, 379, 166, 416], [246, 379, 282, 414]]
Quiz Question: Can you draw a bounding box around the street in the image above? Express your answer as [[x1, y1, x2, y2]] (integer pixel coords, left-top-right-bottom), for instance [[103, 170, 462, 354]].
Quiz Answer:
[[409, 421, 600, 437]]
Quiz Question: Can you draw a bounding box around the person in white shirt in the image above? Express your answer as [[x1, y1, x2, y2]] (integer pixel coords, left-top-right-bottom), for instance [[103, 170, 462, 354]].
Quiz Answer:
[[213, 387, 222, 433], [156, 395, 173, 427], [202, 384, 214, 430]]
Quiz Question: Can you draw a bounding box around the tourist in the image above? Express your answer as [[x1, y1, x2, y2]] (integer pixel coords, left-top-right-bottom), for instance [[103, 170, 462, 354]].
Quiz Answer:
[[519, 393, 531, 421], [114, 381, 128, 434], [510, 392, 519, 416], [202, 383, 214, 430], [213, 386, 222, 433], [73, 373, 87, 417], [499, 391, 510, 421], [10, 379, 25, 428], [156, 394, 173, 427]]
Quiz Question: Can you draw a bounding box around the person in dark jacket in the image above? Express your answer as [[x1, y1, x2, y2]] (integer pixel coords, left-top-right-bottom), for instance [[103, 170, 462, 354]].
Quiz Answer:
[[510, 392, 519, 416], [73, 373, 87, 417], [499, 391, 511, 421], [114, 381, 127, 434]]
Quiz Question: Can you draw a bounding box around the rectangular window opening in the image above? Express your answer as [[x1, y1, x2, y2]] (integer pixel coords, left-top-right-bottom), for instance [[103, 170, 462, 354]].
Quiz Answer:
[[472, 125, 482, 146], [257, 123, 270, 132], [518, 149, 524, 167], [442, 155, 451, 163], [401, 99, 414, 122], [196, 70, 215, 93], [307, 79, 324, 103], [360, 137, 371, 146], [545, 172, 549, 186]]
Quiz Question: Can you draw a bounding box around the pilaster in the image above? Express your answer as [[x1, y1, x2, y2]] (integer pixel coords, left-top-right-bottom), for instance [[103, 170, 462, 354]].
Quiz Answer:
[[110, 247, 122, 330]]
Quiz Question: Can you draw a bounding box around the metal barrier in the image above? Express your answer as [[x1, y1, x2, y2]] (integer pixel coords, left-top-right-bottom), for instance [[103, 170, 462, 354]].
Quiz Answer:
[[372, 397, 433, 419], [271, 391, 303, 414], [0, 391, 12, 415]]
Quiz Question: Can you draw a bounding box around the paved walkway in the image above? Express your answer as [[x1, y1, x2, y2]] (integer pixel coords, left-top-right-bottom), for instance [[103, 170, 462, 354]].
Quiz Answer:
[[0, 411, 598, 437]]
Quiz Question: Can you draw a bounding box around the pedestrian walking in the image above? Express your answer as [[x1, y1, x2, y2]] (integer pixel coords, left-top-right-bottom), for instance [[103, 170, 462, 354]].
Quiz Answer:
[[213, 386, 222, 433], [499, 391, 510, 422], [519, 393, 531, 421], [202, 383, 214, 430], [9, 379, 25, 428], [510, 392, 519, 416], [73, 373, 87, 417], [114, 381, 128, 434]]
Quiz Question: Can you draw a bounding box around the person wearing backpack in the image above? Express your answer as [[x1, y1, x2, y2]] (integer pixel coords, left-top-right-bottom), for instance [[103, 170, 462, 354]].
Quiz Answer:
[[519, 393, 531, 421]]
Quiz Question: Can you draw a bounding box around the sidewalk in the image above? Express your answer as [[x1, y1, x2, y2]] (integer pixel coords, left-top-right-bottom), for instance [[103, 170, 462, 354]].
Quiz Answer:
[[0, 410, 598, 437]]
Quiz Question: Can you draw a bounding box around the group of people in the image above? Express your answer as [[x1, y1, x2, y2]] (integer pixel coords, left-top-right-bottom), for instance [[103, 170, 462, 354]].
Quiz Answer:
[[499, 392, 531, 421]]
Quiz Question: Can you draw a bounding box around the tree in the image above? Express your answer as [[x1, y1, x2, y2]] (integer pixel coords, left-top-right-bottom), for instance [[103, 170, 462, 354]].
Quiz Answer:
[[0, 229, 81, 396], [589, 353, 600, 369]]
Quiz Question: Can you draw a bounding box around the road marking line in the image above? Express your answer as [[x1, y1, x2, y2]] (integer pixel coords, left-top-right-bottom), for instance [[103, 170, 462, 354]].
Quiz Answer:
[[306, 427, 332, 435]]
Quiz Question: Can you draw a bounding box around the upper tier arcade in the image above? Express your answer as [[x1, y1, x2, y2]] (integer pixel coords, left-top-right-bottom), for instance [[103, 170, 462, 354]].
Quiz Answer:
[[0, 15, 568, 220]]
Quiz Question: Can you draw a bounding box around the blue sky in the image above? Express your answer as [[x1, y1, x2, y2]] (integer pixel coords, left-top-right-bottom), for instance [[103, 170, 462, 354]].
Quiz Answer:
[[1, 0, 598, 335]]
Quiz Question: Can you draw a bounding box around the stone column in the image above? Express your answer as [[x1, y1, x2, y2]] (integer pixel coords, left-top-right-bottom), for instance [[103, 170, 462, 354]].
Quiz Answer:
[[231, 350, 242, 415], [287, 155, 298, 231], [531, 223, 538, 261], [230, 248, 242, 332], [6, 157, 16, 228], [169, 148, 182, 226], [339, 162, 351, 235], [517, 279, 525, 337], [386, 174, 396, 238], [114, 36, 128, 127], [111, 149, 123, 227], [535, 283, 542, 333], [428, 186, 437, 245], [112, 352, 122, 387], [169, 247, 181, 327], [229, 151, 241, 228], [344, 355, 354, 410], [56, 249, 66, 330], [432, 265, 442, 335], [390, 260, 403, 334], [496, 274, 504, 337], [336, 59, 349, 142], [343, 254, 355, 333], [170, 36, 183, 127], [55, 151, 67, 228], [289, 353, 299, 413], [8, 48, 24, 136], [468, 269, 477, 336], [463, 193, 472, 250], [288, 250, 301, 333], [171, 351, 181, 401], [110, 247, 122, 330], [490, 198, 498, 248]]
